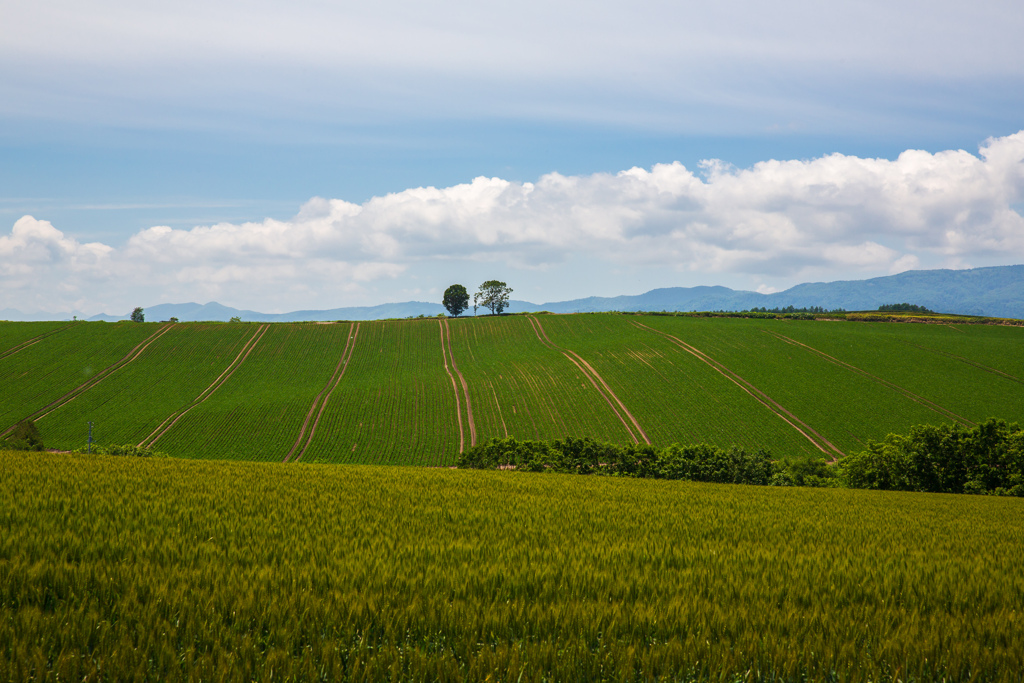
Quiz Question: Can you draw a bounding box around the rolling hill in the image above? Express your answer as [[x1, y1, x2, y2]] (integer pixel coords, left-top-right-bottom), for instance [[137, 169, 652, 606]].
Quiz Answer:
[[2, 312, 1022, 463]]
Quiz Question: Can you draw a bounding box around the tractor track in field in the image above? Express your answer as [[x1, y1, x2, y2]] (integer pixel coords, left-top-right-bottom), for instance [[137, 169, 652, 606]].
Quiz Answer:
[[763, 329, 976, 427], [0, 323, 78, 362], [288, 323, 361, 463], [140, 324, 270, 449], [443, 318, 476, 447], [4, 324, 175, 437], [897, 340, 1024, 386], [528, 316, 649, 445], [489, 381, 509, 438], [439, 319, 467, 453], [631, 320, 844, 461]]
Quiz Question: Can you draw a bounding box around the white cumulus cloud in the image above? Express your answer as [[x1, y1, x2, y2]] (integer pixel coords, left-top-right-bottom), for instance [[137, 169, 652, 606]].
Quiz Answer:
[[3, 132, 1023, 316]]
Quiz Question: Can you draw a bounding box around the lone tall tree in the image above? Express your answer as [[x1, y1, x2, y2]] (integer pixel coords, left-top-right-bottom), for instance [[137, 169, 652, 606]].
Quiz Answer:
[[442, 284, 470, 317], [476, 281, 513, 315], [130, 307, 145, 323]]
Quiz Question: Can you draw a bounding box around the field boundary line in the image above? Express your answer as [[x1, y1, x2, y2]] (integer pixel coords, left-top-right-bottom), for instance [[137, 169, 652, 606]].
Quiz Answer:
[[284, 322, 356, 462], [0, 322, 78, 361], [528, 316, 644, 444], [140, 324, 270, 448], [294, 323, 362, 463], [6, 324, 174, 436], [763, 329, 976, 427], [444, 318, 476, 447], [897, 340, 1024, 386], [438, 319, 465, 453], [631, 320, 844, 460]]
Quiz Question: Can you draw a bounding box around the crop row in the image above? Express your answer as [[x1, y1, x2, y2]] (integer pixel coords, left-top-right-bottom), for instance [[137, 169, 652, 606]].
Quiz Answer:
[[155, 324, 353, 461], [303, 319, 461, 465], [37, 324, 258, 449], [0, 322, 160, 432]]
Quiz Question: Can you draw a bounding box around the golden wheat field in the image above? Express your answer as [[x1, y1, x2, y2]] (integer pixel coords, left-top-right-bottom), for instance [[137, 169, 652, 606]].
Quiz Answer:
[[1, 450, 1022, 682]]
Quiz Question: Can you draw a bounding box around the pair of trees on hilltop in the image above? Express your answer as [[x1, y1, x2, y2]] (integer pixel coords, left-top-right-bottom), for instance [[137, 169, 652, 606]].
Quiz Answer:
[[443, 281, 512, 317]]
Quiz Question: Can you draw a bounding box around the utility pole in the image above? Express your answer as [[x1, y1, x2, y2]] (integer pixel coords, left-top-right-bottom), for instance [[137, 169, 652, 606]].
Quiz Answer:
[[87, 422, 93, 454]]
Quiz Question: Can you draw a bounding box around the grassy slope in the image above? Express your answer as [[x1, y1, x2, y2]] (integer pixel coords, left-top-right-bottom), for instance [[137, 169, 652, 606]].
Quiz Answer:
[[303, 319, 461, 465], [763, 320, 1024, 427], [0, 321, 72, 355], [449, 314, 636, 445], [37, 324, 257, 450], [154, 324, 349, 461], [2, 450, 1021, 682], [536, 314, 820, 454], [2, 317, 1022, 462], [0, 322, 160, 431], [637, 316, 965, 454]]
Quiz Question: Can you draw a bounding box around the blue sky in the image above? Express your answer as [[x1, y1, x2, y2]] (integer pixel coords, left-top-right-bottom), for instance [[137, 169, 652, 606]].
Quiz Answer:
[[2, 0, 1023, 315]]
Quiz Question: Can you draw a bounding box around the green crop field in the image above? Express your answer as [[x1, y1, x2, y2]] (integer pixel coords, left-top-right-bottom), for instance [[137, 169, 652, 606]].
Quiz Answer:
[[301, 320, 462, 465], [2, 315, 1023, 463], [2, 450, 1021, 682]]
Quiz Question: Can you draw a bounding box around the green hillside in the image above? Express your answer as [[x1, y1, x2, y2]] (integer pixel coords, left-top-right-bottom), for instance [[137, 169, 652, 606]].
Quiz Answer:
[[2, 314, 1023, 463]]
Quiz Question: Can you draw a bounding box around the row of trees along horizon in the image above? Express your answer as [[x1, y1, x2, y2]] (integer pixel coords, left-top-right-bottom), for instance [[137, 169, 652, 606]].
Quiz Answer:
[[118, 295, 931, 323]]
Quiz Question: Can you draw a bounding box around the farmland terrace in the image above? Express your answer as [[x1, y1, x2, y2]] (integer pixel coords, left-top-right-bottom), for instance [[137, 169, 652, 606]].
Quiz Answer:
[[2, 313, 1022, 463]]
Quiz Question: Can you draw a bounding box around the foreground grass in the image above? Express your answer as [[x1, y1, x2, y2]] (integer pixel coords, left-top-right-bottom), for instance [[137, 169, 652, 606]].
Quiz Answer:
[[1, 451, 1022, 682]]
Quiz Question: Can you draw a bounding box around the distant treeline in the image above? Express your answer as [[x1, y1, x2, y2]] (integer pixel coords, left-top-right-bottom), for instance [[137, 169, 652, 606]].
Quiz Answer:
[[746, 305, 846, 314], [458, 419, 1024, 496], [877, 303, 935, 313]]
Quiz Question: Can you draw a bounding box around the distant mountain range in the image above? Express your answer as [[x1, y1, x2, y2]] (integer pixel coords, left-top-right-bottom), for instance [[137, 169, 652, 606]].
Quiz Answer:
[[3, 265, 1023, 322]]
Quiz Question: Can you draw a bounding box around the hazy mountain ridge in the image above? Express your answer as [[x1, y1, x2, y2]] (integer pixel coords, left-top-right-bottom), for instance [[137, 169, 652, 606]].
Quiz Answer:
[[4, 265, 1022, 322]]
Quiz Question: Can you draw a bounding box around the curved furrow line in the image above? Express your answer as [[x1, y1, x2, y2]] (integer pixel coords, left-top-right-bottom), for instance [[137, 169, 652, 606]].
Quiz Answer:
[[489, 382, 509, 438], [143, 324, 270, 448], [0, 322, 78, 361], [764, 329, 976, 427], [444, 318, 476, 447], [294, 323, 362, 463], [528, 316, 640, 444], [438, 319, 465, 453], [564, 349, 650, 445], [7, 324, 174, 436], [138, 325, 267, 447], [284, 322, 355, 462], [898, 339, 1024, 386], [631, 320, 843, 460], [138, 324, 267, 447], [559, 349, 638, 443]]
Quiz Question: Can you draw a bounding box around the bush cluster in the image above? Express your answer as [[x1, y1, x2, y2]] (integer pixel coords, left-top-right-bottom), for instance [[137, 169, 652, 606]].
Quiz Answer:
[[1, 419, 44, 451], [458, 436, 780, 485], [840, 418, 1024, 495], [877, 302, 935, 313], [72, 443, 168, 458], [460, 419, 1024, 496]]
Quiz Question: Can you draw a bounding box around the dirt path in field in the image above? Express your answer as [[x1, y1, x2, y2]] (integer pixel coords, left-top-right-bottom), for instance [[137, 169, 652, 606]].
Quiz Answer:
[[631, 320, 844, 461], [290, 323, 362, 463], [140, 324, 270, 448], [0, 323, 78, 362], [528, 315, 649, 445], [443, 318, 476, 447], [439, 319, 466, 453], [763, 329, 976, 427], [5, 324, 175, 437], [897, 340, 1024, 386]]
